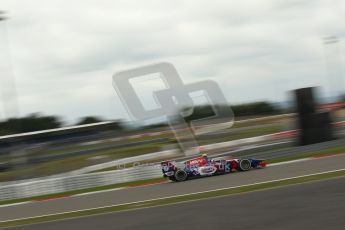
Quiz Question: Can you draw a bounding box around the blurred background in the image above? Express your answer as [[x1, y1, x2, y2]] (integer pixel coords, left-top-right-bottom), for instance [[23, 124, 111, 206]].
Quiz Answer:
[[0, 1, 344, 190]]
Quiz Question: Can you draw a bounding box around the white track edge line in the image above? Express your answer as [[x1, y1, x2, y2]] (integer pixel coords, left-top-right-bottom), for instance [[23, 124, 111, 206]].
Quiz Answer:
[[0, 201, 33, 208]]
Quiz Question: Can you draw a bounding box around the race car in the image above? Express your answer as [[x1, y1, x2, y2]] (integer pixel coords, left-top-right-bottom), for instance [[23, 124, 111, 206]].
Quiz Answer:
[[161, 155, 266, 182]]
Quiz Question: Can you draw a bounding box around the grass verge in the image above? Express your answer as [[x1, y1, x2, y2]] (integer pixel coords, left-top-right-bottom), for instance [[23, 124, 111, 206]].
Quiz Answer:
[[0, 169, 344, 228], [267, 146, 345, 164]]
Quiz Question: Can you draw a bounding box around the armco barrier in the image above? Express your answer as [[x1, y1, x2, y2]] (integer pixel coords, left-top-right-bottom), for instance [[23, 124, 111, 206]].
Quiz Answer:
[[0, 149, 178, 188], [0, 165, 162, 201]]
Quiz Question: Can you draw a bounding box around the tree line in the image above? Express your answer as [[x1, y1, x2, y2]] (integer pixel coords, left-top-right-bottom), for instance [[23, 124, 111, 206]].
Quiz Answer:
[[0, 101, 283, 135], [0, 114, 113, 136], [183, 101, 282, 123]]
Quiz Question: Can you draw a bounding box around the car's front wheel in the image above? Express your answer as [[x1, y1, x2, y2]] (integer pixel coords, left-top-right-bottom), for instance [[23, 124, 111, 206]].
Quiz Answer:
[[238, 159, 251, 171]]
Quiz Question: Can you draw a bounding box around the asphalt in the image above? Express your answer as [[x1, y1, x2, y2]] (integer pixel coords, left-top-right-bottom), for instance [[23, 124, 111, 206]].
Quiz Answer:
[[6, 176, 345, 230], [0, 154, 345, 222]]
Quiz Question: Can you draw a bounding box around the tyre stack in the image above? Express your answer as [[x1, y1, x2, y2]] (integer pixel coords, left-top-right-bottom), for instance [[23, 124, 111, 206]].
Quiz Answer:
[[294, 87, 334, 145]]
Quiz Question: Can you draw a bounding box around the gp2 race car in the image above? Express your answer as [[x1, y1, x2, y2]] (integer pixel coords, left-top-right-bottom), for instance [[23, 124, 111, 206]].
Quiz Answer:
[[161, 155, 267, 182]]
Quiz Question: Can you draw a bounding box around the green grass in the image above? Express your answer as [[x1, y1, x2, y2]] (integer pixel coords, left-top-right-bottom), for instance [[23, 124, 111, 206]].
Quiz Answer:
[[267, 146, 345, 164], [199, 124, 285, 145], [1, 169, 344, 228], [32, 133, 172, 156]]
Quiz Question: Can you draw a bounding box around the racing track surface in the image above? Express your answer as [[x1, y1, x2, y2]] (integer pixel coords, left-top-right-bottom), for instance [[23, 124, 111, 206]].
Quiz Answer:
[[8, 177, 345, 230], [0, 154, 345, 223]]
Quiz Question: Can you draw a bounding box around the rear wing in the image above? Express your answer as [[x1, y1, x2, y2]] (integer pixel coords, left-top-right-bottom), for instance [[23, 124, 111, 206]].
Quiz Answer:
[[161, 161, 177, 171], [160, 161, 177, 177]]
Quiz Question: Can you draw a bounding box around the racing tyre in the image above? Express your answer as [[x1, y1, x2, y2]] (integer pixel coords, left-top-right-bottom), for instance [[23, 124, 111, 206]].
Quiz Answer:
[[238, 159, 251, 171], [174, 170, 188, 182]]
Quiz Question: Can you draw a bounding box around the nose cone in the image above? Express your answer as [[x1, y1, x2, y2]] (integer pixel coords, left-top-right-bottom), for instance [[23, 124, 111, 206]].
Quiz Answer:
[[259, 161, 267, 168]]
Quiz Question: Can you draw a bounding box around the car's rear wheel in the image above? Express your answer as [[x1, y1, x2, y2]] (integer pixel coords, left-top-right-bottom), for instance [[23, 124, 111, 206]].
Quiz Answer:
[[174, 169, 188, 182], [238, 159, 251, 171]]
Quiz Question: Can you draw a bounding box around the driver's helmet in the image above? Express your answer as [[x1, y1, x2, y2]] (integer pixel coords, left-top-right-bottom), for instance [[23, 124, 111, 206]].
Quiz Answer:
[[201, 153, 212, 164]]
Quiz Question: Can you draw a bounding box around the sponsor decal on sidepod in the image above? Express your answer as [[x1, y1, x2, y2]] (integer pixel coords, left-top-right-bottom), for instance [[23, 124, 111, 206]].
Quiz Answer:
[[198, 165, 217, 176]]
